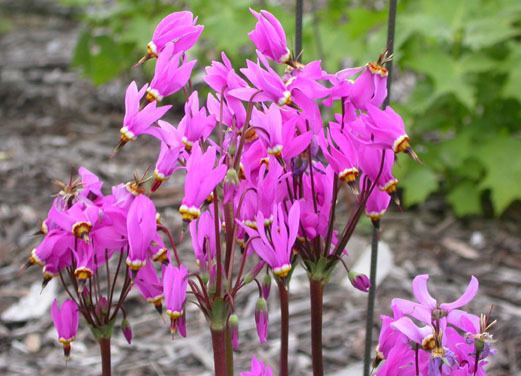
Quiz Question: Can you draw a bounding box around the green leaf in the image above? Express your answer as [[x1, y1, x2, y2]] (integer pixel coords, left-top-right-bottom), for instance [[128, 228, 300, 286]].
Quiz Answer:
[[447, 181, 482, 216], [406, 49, 483, 109], [477, 136, 521, 214], [397, 163, 438, 206], [501, 43, 521, 102]]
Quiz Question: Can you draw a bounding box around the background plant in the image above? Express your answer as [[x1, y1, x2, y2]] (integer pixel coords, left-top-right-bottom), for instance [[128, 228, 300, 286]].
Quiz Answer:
[[61, 0, 521, 217]]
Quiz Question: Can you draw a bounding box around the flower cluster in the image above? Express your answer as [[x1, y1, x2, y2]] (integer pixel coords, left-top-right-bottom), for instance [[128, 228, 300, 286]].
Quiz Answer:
[[26, 7, 441, 375], [374, 275, 495, 375]]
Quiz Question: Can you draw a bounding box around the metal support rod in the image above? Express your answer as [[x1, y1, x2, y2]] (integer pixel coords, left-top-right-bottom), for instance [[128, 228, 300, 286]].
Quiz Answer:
[[363, 222, 380, 376], [383, 0, 398, 108], [363, 1, 398, 375], [295, 0, 304, 61]]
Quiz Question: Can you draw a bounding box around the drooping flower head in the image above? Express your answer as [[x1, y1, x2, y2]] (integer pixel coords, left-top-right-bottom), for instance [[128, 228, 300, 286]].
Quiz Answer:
[[248, 9, 291, 64], [241, 201, 300, 278], [50, 299, 79, 358], [146, 43, 197, 102], [144, 11, 203, 59], [126, 194, 158, 271], [163, 264, 189, 337], [180, 144, 227, 221], [120, 81, 172, 145]]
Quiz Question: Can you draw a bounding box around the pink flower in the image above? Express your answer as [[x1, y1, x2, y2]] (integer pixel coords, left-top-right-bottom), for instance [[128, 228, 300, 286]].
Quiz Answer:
[[189, 210, 217, 268], [319, 121, 359, 183], [364, 186, 391, 222], [358, 145, 398, 194], [240, 201, 300, 278], [49, 201, 101, 241], [126, 194, 157, 271], [393, 274, 479, 325], [145, 11, 203, 59], [180, 144, 227, 221], [120, 81, 172, 144], [151, 141, 183, 192], [163, 264, 189, 337], [248, 9, 290, 64], [250, 104, 311, 159], [78, 166, 103, 201], [177, 91, 216, 150], [342, 61, 388, 110], [50, 299, 79, 358], [365, 104, 410, 154], [146, 43, 196, 102], [240, 356, 273, 376]]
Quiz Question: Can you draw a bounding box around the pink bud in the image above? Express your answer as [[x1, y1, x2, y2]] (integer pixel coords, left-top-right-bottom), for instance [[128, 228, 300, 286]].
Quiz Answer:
[[121, 319, 132, 344], [348, 271, 371, 292], [229, 314, 240, 351], [255, 297, 269, 344]]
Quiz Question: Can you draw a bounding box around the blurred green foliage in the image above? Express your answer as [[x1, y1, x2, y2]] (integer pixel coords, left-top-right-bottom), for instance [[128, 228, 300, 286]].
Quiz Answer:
[[61, 0, 521, 216]]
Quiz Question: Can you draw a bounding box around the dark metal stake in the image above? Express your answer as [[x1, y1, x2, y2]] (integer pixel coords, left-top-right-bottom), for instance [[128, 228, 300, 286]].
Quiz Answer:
[[363, 221, 380, 376], [295, 0, 304, 61], [363, 1, 398, 375]]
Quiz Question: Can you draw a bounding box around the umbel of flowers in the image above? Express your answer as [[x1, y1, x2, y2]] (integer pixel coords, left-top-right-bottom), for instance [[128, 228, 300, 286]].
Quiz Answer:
[[25, 8, 495, 376]]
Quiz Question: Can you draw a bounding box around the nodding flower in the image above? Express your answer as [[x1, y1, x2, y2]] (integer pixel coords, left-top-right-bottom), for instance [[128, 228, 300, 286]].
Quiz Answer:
[[348, 61, 388, 110], [147, 42, 196, 102], [365, 104, 413, 155], [358, 144, 398, 194], [126, 194, 158, 272], [163, 264, 189, 337], [177, 91, 216, 150], [189, 210, 217, 268], [248, 9, 291, 64], [319, 120, 359, 184], [48, 201, 101, 242], [141, 11, 203, 62], [240, 201, 300, 278], [151, 140, 183, 192], [50, 299, 79, 359], [251, 104, 312, 160], [364, 183, 392, 223], [180, 144, 226, 222], [119, 81, 172, 146]]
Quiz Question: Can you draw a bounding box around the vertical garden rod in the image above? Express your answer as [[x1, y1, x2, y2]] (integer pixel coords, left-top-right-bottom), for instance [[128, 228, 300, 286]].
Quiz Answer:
[[295, 0, 304, 60], [363, 0, 397, 375]]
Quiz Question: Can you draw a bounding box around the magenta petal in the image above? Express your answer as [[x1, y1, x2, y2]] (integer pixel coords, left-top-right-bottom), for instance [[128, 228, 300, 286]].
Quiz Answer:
[[390, 317, 430, 345], [440, 276, 479, 312], [411, 274, 437, 309], [391, 298, 432, 324]]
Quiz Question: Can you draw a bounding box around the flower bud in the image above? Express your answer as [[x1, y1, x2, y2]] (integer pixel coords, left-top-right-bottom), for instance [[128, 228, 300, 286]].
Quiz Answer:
[[261, 273, 272, 300], [95, 296, 109, 318], [225, 168, 240, 185], [121, 318, 132, 344], [229, 314, 240, 351], [255, 297, 269, 344], [348, 271, 371, 292]]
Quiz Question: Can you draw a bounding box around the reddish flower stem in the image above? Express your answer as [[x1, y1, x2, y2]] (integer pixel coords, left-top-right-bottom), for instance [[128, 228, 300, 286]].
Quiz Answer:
[[309, 278, 324, 376], [98, 337, 111, 376], [211, 329, 227, 376], [277, 278, 290, 376]]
